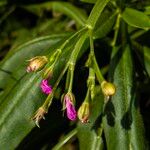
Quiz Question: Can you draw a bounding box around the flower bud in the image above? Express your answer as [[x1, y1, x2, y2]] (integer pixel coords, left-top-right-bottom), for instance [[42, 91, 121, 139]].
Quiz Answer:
[[78, 102, 90, 123], [40, 79, 52, 95], [26, 56, 48, 72], [63, 92, 77, 121], [101, 81, 116, 96]]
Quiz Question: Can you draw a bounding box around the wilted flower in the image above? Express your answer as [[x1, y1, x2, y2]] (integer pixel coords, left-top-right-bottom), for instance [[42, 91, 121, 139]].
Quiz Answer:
[[101, 81, 116, 96], [64, 93, 77, 121], [78, 102, 90, 123], [32, 107, 47, 128], [26, 56, 48, 72], [40, 79, 52, 95]]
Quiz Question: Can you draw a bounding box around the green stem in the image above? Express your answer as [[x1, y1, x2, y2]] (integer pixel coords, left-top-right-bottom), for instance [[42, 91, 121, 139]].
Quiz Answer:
[[111, 12, 121, 47], [84, 88, 90, 102], [67, 33, 88, 92], [60, 27, 87, 50], [86, 0, 111, 29], [92, 56, 104, 83], [42, 63, 69, 111], [52, 129, 77, 150], [0, 6, 15, 25], [68, 64, 74, 93], [89, 31, 104, 84], [65, 69, 70, 91], [88, 68, 95, 81], [70, 33, 88, 63]]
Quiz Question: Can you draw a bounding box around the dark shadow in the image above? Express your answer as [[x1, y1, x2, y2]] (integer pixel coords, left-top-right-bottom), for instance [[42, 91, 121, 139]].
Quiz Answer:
[[121, 46, 135, 129], [91, 113, 103, 130], [121, 110, 132, 130], [104, 100, 116, 127]]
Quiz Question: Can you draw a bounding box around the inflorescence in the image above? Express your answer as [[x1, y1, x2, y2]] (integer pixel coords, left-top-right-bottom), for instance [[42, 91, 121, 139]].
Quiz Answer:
[[26, 27, 116, 127]]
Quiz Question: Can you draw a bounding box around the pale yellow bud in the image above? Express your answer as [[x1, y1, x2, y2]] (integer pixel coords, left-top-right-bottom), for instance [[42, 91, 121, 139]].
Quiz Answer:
[[26, 56, 48, 72], [101, 81, 116, 96], [78, 102, 90, 123]]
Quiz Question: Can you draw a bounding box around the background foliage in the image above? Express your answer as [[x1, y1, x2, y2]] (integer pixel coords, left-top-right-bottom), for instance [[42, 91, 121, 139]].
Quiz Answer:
[[0, 0, 150, 149]]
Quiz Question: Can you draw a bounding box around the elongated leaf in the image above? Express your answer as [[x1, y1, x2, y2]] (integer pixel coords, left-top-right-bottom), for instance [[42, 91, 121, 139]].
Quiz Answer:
[[52, 2, 87, 26], [87, 0, 110, 29], [122, 7, 150, 29], [103, 43, 147, 149], [24, 2, 87, 26], [0, 73, 43, 149], [0, 30, 89, 149], [77, 89, 104, 150], [94, 11, 117, 39], [0, 34, 68, 90], [80, 0, 97, 4], [143, 46, 150, 76]]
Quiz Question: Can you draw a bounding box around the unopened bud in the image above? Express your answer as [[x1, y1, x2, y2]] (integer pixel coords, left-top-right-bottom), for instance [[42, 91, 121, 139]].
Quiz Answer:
[[78, 102, 90, 123], [63, 92, 77, 121], [26, 56, 48, 72], [101, 81, 116, 96]]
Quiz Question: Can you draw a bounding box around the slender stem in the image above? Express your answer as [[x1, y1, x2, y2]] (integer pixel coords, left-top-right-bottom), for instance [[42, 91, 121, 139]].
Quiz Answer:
[[53, 64, 69, 91], [0, 6, 15, 25], [52, 129, 77, 150], [92, 56, 105, 83], [60, 27, 87, 50], [84, 88, 90, 102], [111, 13, 121, 47], [86, 0, 110, 29], [89, 31, 104, 84], [88, 68, 95, 81], [65, 69, 70, 91], [68, 67, 74, 93], [89, 29, 94, 56], [67, 33, 88, 93], [70, 33, 88, 63], [42, 63, 69, 111], [47, 27, 87, 61]]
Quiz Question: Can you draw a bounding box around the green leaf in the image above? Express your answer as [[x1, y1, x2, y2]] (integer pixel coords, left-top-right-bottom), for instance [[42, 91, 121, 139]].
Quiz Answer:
[[51, 2, 87, 26], [122, 7, 150, 29], [0, 34, 68, 90], [77, 89, 104, 150], [143, 46, 150, 76], [94, 11, 117, 39], [87, 0, 111, 29], [103, 44, 147, 149], [144, 6, 150, 15], [0, 73, 44, 149], [52, 129, 77, 150], [80, 0, 97, 4], [24, 2, 87, 26], [0, 30, 89, 149]]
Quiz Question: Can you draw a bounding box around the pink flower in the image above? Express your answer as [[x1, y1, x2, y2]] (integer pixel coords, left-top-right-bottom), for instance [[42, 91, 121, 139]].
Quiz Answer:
[[64, 94, 77, 121], [40, 79, 52, 95]]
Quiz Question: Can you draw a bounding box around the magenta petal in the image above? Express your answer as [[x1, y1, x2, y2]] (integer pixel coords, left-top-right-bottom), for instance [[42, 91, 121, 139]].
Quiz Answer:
[[65, 96, 77, 121], [40, 79, 52, 95]]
